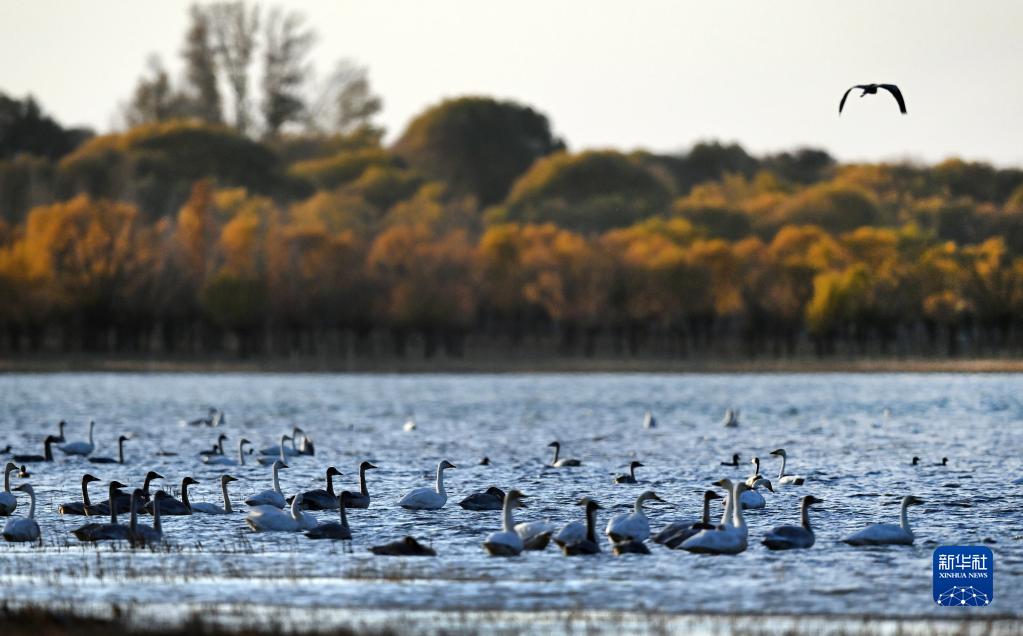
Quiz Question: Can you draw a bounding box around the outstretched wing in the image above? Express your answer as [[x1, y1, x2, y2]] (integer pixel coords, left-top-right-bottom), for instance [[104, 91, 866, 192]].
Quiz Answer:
[[880, 84, 907, 114], [838, 85, 871, 114]]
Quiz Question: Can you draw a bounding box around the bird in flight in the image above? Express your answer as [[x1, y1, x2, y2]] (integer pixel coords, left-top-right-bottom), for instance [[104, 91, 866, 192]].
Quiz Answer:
[[839, 84, 907, 115]]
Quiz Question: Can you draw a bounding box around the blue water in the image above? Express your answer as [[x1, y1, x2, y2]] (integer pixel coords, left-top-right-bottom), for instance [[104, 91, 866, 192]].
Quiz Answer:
[[0, 373, 1020, 624]]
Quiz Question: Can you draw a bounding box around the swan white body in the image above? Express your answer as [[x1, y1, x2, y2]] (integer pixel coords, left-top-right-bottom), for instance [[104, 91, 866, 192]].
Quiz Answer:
[[245, 460, 288, 508], [483, 490, 527, 556], [721, 409, 739, 427], [246, 494, 317, 532], [2, 484, 40, 542], [843, 496, 924, 546], [731, 478, 773, 510], [203, 438, 249, 466], [605, 491, 663, 542], [257, 435, 293, 466], [398, 460, 455, 510], [59, 421, 96, 456], [680, 481, 750, 555], [258, 429, 301, 456], [553, 519, 585, 546], [191, 476, 237, 515], [770, 448, 806, 486], [762, 495, 822, 550], [0, 463, 18, 515], [514, 519, 556, 550]]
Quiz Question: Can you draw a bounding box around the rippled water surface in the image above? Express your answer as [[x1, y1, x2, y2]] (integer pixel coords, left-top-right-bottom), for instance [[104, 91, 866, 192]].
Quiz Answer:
[[1, 373, 1021, 624]]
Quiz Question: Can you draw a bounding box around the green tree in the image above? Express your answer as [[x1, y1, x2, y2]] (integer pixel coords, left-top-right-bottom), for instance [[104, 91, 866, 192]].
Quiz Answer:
[[393, 96, 563, 205]]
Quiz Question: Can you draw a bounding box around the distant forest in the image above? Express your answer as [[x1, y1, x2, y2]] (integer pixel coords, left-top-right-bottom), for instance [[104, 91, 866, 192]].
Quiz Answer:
[[3, 2, 1023, 361]]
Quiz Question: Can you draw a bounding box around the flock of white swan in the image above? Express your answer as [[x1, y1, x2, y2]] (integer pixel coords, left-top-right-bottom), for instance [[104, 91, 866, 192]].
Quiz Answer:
[[1, 411, 934, 558]]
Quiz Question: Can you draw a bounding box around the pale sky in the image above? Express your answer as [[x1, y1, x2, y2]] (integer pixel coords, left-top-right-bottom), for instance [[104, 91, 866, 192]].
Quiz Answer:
[[2, 0, 1021, 166]]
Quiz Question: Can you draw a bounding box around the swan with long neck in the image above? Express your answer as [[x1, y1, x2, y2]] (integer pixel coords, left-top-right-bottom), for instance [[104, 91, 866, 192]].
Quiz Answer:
[[2, 484, 40, 542], [246, 492, 317, 532], [0, 462, 18, 515], [59, 421, 96, 456], [147, 477, 197, 515], [680, 480, 751, 554], [721, 453, 740, 467], [130, 489, 163, 545], [13, 435, 57, 463], [606, 490, 665, 543], [73, 481, 132, 541], [58, 473, 102, 515], [344, 461, 377, 509], [398, 460, 456, 510], [257, 435, 293, 466], [745, 457, 761, 486], [483, 490, 529, 556], [548, 441, 581, 467], [293, 467, 343, 510], [198, 434, 228, 457], [88, 435, 129, 464], [306, 492, 353, 540], [653, 490, 723, 548], [614, 461, 644, 484], [769, 448, 806, 485], [562, 498, 602, 555], [245, 460, 289, 508], [258, 431, 300, 457], [763, 495, 823, 550], [190, 475, 238, 514], [843, 495, 924, 546], [203, 438, 250, 466]]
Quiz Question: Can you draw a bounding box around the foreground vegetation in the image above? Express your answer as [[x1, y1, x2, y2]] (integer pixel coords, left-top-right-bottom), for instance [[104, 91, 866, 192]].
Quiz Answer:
[[3, 2, 1023, 362]]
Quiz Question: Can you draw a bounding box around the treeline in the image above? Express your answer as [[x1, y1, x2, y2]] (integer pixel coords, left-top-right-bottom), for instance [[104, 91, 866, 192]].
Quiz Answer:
[[3, 4, 1023, 360]]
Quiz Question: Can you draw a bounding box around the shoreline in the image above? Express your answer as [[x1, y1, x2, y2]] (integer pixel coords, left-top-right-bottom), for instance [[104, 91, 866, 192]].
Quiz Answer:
[[2, 354, 1023, 374], [0, 605, 1017, 636]]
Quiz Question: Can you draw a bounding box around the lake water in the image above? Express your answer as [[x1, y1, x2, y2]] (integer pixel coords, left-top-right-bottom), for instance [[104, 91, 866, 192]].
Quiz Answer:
[[1, 373, 1020, 631]]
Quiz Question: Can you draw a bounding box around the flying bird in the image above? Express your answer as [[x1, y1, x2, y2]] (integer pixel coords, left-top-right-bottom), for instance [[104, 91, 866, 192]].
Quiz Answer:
[[839, 84, 907, 115]]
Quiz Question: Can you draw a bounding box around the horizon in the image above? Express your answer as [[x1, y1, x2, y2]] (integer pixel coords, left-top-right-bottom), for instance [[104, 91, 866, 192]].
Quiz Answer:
[[2, 0, 1022, 167]]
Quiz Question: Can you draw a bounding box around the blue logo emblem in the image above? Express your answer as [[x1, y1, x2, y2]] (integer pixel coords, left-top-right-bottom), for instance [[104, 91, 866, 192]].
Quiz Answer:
[[933, 546, 993, 606]]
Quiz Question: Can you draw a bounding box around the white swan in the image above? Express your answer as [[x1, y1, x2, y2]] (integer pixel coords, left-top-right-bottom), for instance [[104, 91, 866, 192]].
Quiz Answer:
[[203, 438, 250, 466], [59, 421, 96, 456], [245, 460, 289, 508], [721, 409, 740, 427], [398, 460, 456, 510], [763, 495, 822, 550], [72, 481, 132, 542], [483, 490, 528, 556], [548, 441, 581, 467], [843, 495, 924, 546], [606, 490, 665, 543], [769, 448, 806, 485], [191, 475, 238, 514], [198, 434, 228, 457], [643, 411, 656, 429], [258, 427, 303, 456], [257, 435, 293, 466], [0, 462, 18, 515], [246, 492, 317, 532], [514, 519, 556, 550], [680, 480, 751, 554], [2, 484, 40, 542], [729, 477, 773, 510]]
